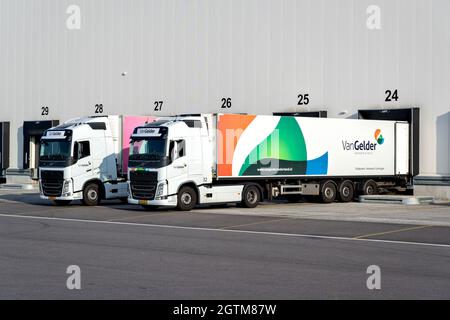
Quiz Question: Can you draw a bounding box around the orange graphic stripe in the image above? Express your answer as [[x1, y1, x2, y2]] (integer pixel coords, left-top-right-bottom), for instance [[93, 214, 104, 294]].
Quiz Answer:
[[217, 114, 256, 176]]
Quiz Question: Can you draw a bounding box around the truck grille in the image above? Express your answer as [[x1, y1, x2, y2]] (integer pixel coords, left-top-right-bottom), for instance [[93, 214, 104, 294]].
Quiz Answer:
[[130, 171, 158, 200], [41, 170, 64, 197]]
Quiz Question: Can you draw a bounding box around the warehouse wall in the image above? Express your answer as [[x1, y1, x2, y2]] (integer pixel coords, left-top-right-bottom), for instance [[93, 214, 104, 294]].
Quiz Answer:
[[0, 0, 449, 179]]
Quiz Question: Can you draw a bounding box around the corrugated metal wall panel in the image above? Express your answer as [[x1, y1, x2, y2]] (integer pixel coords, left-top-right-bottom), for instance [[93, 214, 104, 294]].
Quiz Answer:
[[0, 0, 448, 175]]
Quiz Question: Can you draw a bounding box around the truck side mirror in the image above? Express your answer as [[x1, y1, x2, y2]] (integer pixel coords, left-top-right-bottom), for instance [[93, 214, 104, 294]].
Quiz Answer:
[[78, 144, 83, 160], [73, 142, 79, 161], [169, 141, 178, 161], [73, 142, 83, 161]]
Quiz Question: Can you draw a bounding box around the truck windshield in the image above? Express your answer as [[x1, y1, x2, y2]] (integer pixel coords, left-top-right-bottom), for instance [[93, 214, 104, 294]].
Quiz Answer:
[[129, 138, 167, 160], [40, 140, 72, 160]]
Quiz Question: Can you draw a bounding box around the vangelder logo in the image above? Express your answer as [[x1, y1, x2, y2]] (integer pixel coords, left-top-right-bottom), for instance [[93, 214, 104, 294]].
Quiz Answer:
[[374, 129, 384, 145], [342, 129, 385, 151]]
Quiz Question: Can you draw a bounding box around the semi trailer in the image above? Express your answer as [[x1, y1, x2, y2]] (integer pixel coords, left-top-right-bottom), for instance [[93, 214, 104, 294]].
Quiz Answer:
[[127, 113, 414, 210], [39, 115, 155, 205]]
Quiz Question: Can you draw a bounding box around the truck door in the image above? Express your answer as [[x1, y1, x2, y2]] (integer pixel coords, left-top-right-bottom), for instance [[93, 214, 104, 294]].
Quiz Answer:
[[167, 139, 188, 191], [72, 141, 93, 193], [188, 136, 203, 177]]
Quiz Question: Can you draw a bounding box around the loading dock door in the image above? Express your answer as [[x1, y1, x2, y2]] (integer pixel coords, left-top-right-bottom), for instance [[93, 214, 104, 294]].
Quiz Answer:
[[0, 122, 10, 177], [30, 135, 41, 171], [23, 120, 59, 178], [273, 111, 328, 118], [395, 123, 410, 175], [358, 107, 420, 176]]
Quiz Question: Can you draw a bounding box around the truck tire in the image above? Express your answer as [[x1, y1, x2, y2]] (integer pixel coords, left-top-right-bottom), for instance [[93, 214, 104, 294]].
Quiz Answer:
[[361, 179, 378, 196], [320, 180, 337, 203], [338, 180, 354, 202], [82, 183, 101, 206], [53, 200, 72, 206], [241, 185, 260, 208], [177, 186, 197, 211]]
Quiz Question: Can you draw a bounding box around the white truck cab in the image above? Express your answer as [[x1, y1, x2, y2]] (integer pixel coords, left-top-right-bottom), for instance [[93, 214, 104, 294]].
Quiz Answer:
[[39, 116, 128, 205], [128, 114, 228, 210]]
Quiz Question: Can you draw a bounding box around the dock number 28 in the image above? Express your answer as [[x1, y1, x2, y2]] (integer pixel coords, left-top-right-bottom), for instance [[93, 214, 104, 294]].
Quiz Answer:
[[94, 104, 104, 114]]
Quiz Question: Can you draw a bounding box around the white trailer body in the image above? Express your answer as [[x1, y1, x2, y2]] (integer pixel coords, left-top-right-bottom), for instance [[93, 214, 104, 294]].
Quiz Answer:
[[127, 114, 413, 210], [214, 115, 409, 178]]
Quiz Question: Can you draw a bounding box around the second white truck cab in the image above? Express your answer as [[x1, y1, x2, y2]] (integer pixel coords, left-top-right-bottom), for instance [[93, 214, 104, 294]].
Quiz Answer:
[[127, 115, 236, 210], [39, 116, 128, 205]]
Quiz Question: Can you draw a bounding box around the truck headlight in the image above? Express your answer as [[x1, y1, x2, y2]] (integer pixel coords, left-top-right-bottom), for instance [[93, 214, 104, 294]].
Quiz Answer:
[[62, 179, 72, 197], [155, 181, 167, 199]]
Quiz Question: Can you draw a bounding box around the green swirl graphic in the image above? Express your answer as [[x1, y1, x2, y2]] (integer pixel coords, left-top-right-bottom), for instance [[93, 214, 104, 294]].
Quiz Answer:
[[238, 117, 308, 176]]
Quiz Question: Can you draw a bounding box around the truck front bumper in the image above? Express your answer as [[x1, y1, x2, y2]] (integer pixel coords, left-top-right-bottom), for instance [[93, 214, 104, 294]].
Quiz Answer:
[[128, 195, 177, 207], [40, 192, 83, 201]]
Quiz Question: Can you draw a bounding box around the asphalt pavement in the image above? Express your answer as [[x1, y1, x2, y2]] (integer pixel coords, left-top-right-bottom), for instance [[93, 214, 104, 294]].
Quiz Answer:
[[0, 192, 449, 299]]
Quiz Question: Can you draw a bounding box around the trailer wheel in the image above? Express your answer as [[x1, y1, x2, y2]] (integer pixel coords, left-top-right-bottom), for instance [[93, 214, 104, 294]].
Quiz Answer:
[[338, 180, 354, 202], [177, 186, 197, 211], [361, 180, 378, 196], [320, 181, 337, 203], [53, 200, 72, 206], [241, 185, 260, 208], [82, 183, 101, 206]]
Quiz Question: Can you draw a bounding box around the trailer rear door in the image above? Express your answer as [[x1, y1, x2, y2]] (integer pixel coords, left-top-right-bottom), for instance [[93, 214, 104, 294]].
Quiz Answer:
[[395, 122, 410, 175]]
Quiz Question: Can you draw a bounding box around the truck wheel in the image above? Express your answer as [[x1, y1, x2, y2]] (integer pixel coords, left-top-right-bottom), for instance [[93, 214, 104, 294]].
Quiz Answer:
[[53, 200, 72, 206], [241, 185, 260, 208], [338, 180, 354, 202], [320, 181, 337, 203], [177, 186, 197, 211], [82, 183, 101, 206], [361, 180, 378, 196]]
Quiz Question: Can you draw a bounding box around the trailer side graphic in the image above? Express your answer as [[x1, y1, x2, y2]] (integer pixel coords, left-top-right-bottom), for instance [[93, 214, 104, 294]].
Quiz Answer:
[[217, 114, 403, 178]]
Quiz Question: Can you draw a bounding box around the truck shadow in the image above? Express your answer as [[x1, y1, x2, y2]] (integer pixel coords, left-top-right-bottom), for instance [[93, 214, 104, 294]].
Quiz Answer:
[[101, 203, 240, 212], [0, 192, 53, 205], [103, 200, 308, 213], [0, 192, 127, 207]]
